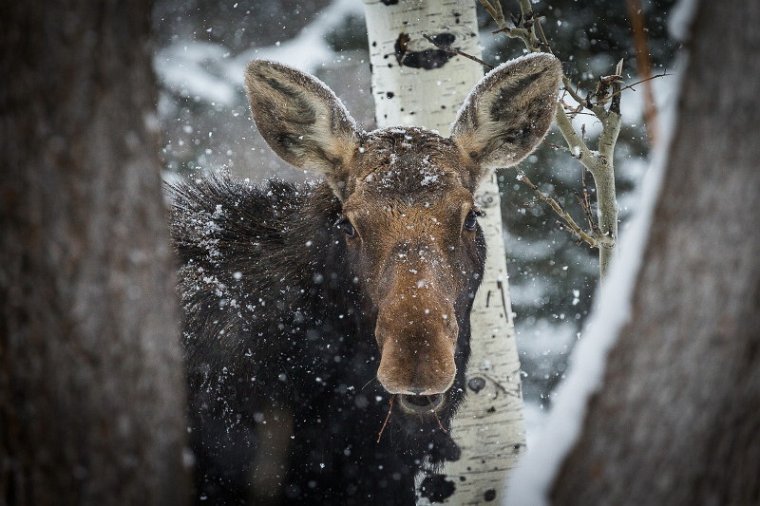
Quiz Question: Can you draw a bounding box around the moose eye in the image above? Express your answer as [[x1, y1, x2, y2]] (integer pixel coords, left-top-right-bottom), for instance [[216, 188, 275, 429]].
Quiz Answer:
[[335, 216, 356, 238], [464, 209, 481, 231]]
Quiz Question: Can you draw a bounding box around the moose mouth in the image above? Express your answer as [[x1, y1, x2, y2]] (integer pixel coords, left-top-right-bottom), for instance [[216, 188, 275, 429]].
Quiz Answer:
[[398, 393, 446, 415]]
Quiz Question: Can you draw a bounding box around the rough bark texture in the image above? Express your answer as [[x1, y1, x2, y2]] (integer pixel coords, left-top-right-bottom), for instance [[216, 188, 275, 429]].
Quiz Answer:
[[363, 2, 525, 504], [0, 2, 189, 505], [550, 1, 760, 504]]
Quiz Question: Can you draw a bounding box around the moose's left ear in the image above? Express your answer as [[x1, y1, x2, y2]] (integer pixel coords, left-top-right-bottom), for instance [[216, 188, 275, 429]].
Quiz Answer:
[[450, 53, 561, 182]]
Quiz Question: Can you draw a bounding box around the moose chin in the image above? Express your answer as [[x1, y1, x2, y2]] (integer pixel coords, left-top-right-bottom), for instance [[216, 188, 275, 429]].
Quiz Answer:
[[169, 55, 560, 505]]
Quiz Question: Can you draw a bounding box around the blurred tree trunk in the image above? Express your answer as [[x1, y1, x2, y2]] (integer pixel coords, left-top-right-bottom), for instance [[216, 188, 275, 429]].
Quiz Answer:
[[0, 2, 189, 505], [550, 1, 760, 504]]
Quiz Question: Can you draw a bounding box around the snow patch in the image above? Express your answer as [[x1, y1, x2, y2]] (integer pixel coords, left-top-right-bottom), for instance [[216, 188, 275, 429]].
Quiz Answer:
[[155, 42, 237, 106], [669, 0, 699, 41], [516, 318, 577, 360], [224, 0, 363, 79], [154, 0, 364, 104]]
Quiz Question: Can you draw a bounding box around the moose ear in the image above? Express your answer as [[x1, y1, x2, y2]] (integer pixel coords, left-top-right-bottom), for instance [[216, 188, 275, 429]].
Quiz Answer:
[[450, 53, 561, 182], [245, 60, 359, 196]]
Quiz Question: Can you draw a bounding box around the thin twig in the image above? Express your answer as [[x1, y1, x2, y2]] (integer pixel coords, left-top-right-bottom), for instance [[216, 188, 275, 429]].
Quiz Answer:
[[376, 396, 395, 443], [535, 14, 554, 54], [610, 60, 624, 114], [433, 411, 448, 433], [579, 168, 598, 234], [422, 33, 494, 70], [517, 173, 599, 249], [480, 0, 506, 28], [360, 376, 377, 392], [562, 77, 587, 106], [608, 71, 671, 100], [563, 108, 597, 119]]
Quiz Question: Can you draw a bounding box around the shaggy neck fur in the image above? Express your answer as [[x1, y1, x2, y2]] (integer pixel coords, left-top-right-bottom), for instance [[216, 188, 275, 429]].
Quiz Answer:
[[169, 177, 477, 505]]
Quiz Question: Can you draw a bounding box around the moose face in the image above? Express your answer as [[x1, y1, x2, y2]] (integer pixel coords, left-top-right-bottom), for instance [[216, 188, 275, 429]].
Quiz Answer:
[[339, 130, 485, 401], [245, 56, 560, 412]]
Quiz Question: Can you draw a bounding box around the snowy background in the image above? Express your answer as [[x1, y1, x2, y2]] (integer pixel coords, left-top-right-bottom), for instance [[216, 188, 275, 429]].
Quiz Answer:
[[152, 0, 680, 441]]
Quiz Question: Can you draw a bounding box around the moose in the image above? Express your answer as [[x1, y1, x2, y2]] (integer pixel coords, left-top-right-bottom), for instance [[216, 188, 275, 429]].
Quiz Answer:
[[169, 54, 560, 505]]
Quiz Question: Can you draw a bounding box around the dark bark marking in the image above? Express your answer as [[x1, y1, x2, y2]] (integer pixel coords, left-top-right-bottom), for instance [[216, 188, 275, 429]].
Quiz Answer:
[[468, 376, 486, 393], [394, 32, 456, 70], [419, 474, 457, 502]]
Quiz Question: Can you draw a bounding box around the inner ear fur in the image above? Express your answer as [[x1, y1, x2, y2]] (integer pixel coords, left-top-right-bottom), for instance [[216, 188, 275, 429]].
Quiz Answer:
[[450, 53, 562, 186], [245, 60, 358, 196]]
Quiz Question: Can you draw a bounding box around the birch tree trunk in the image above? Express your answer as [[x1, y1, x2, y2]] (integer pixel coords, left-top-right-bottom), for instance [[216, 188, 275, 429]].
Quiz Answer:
[[0, 2, 189, 504], [363, 2, 525, 503], [550, 1, 760, 503]]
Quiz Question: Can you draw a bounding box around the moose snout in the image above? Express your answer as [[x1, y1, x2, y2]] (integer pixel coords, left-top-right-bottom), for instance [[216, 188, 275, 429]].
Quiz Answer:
[[374, 304, 459, 396], [376, 347, 456, 395]]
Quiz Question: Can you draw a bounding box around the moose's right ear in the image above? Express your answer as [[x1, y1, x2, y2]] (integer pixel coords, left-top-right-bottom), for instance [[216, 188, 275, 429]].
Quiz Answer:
[[245, 60, 359, 196]]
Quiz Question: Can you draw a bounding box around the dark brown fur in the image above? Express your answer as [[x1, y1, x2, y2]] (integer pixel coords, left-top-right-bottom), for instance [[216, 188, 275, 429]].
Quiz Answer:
[[171, 56, 560, 504]]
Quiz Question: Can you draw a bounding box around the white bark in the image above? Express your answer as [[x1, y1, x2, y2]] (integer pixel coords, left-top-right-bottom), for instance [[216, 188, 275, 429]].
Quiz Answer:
[[363, 0, 481, 135], [363, 2, 525, 503]]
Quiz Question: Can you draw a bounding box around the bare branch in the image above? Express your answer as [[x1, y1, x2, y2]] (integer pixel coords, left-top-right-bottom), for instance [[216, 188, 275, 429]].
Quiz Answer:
[[480, 0, 506, 28], [535, 14, 555, 54], [486, 0, 544, 51], [515, 0, 535, 23], [517, 173, 600, 249], [562, 76, 587, 106], [610, 58, 624, 114], [422, 33, 494, 69], [610, 71, 671, 99], [579, 168, 598, 234], [554, 107, 595, 170]]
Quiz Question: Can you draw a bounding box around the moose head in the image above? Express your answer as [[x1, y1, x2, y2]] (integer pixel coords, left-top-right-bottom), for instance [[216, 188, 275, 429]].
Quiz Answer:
[[245, 55, 560, 413]]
